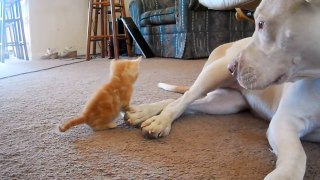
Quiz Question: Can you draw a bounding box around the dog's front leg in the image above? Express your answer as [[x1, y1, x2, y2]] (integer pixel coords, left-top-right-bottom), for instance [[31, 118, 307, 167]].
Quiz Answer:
[[124, 99, 175, 126], [141, 58, 233, 138], [265, 113, 307, 180]]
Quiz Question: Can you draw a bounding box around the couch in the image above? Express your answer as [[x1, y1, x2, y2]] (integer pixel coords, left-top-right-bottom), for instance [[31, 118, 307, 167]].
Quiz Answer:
[[129, 0, 255, 59]]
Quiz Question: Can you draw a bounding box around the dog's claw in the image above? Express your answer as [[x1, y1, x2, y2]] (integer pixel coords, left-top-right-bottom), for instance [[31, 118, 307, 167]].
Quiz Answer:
[[140, 115, 172, 139], [141, 123, 147, 128], [127, 119, 133, 125]]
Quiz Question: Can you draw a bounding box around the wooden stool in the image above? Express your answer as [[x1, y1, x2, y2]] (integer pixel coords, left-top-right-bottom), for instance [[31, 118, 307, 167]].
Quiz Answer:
[[0, 0, 5, 62], [0, 0, 29, 63], [86, 0, 132, 60]]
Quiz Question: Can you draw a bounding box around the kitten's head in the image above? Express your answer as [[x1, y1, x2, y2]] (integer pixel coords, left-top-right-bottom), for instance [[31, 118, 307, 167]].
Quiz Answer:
[[110, 57, 141, 82]]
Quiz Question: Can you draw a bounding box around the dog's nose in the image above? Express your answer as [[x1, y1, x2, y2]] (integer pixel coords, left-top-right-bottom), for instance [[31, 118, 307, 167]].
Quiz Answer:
[[228, 60, 238, 75]]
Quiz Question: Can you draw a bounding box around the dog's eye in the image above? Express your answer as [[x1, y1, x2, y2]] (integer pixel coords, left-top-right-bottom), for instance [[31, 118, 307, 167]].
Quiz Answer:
[[258, 21, 265, 30]]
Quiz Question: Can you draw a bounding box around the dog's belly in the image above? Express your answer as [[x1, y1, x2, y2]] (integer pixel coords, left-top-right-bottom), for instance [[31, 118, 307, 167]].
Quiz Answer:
[[242, 84, 286, 120]]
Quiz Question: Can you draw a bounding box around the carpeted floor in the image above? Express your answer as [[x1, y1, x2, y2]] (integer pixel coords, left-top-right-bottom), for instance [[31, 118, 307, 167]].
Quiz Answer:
[[0, 58, 319, 179], [0, 58, 86, 79]]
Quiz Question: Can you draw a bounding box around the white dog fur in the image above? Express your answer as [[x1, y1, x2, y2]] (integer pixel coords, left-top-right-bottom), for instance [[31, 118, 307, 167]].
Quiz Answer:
[[125, 0, 320, 179]]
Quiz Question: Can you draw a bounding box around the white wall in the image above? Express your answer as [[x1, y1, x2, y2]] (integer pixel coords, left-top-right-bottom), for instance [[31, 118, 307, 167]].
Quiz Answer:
[[28, 0, 132, 60], [124, 0, 131, 16], [29, 0, 88, 59]]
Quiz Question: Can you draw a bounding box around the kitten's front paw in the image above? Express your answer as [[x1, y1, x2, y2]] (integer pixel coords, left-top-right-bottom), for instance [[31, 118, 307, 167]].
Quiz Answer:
[[124, 104, 156, 126], [141, 115, 172, 139]]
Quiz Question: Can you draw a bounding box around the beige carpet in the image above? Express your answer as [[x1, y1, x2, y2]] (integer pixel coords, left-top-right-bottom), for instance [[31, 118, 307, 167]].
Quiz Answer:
[[0, 58, 86, 79], [0, 58, 319, 179]]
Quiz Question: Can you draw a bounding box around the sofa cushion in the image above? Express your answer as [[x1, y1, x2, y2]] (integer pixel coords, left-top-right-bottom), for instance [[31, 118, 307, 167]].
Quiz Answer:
[[140, 7, 176, 27], [140, 24, 178, 35]]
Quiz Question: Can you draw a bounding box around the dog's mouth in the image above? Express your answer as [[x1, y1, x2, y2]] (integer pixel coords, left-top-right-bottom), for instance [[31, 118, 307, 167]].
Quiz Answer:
[[239, 73, 288, 90], [272, 74, 287, 84]]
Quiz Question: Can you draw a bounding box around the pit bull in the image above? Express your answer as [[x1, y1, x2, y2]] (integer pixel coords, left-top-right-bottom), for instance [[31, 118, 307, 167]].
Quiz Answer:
[[125, 0, 320, 179]]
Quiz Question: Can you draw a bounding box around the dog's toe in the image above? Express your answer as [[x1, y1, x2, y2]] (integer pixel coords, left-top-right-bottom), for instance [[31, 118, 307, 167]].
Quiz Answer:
[[141, 116, 171, 139], [140, 116, 156, 128], [124, 105, 152, 126]]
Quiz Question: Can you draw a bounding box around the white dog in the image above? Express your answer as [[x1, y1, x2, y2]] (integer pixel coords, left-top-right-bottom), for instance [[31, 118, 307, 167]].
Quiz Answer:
[[229, 0, 320, 89], [125, 0, 320, 179]]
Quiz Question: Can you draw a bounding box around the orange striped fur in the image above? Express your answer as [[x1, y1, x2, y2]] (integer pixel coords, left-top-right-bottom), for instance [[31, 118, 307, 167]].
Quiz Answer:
[[59, 58, 141, 132]]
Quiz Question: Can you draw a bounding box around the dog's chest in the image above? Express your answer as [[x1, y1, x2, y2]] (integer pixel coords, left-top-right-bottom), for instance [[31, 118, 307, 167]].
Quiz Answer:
[[279, 79, 320, 119], [245, 95, 275, 120], [242, 86, 284, 121]]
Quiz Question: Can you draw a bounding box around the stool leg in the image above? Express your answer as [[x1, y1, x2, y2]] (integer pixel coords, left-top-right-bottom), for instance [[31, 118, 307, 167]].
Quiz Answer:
[[6, 8, 17, 58], [100, 0, 106, 58], [86, 0, 94, 60], [119, 0, 132, 57], [8, 24, 16, 57], [92, 5, 99, 55], [110, 0, 119, 59], [105, 7, 113, 59], [13, 3, 23, 59], [12, 12, 21, 59], [16, 0, 29, 60], [0, 0, 5, 62]]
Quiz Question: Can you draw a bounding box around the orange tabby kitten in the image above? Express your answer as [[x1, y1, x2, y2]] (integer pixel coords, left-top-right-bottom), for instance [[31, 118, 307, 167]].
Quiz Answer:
[[59, 58, 141, 132]]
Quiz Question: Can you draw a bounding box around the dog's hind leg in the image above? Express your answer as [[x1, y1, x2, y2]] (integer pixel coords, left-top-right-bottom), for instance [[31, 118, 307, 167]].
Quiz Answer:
[[139, 39, 249, 138], [141, 57, 234, 138], [188, 88, 248, 114]]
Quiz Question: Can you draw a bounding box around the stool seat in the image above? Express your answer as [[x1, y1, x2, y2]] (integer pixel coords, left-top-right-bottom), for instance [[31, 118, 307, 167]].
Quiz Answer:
[[86, 0, 132, 60], [93, 2, 122, 6]]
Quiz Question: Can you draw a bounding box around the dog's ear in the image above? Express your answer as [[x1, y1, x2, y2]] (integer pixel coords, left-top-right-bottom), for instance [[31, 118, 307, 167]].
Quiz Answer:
[[305, 0, 320, 5]]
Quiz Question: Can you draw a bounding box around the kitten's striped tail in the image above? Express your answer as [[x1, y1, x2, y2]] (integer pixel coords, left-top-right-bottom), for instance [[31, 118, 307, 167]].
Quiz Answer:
[[157, 82, 189, 94], [59, 116, 86, 132]]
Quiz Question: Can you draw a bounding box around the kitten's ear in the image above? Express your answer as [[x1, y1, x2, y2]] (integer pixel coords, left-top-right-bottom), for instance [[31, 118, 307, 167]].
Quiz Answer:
[[109, 60, 116, 74], [305, 0, 320, 5], [134, 57, 142, 64]]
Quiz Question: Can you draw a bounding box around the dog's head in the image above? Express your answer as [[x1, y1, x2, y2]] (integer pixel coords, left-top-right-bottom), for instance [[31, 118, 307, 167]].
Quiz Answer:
[[229, 0, 320, 89]]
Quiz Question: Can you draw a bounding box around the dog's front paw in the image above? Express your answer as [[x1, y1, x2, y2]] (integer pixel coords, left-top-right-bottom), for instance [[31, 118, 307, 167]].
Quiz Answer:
[[141, 115, 172, 139], [124, 104, 156, 126]]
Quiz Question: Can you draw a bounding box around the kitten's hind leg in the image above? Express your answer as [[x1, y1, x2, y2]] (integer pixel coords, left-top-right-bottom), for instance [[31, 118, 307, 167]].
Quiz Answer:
[[124, 99, 174, 126], [107, 121, 117, 129]]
